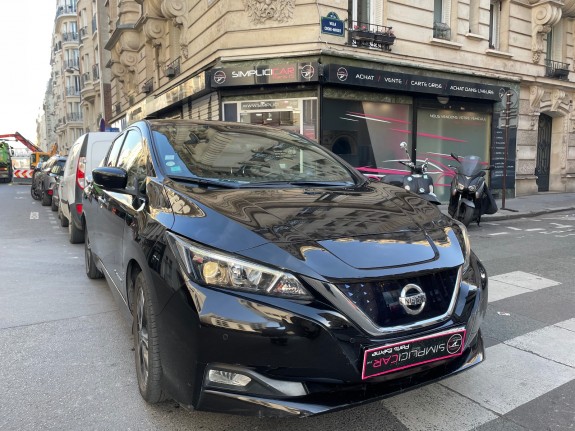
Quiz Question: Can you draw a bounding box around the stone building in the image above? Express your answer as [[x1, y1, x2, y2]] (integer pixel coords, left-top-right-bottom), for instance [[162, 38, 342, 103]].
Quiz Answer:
[[45, 0, 575, 197]]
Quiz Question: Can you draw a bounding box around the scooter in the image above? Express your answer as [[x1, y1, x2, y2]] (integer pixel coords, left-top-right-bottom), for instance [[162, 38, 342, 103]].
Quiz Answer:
[[381, 142, 441, 205], [448, 153, 498, 226]]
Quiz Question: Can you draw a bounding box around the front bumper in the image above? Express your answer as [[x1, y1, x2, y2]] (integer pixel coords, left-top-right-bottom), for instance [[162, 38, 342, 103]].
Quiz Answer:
[[155, 254, 487, 417], [197, 332, 484, 417]]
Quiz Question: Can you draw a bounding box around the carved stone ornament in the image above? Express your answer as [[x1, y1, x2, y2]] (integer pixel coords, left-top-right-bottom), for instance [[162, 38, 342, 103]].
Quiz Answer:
[[531, 2, 562, 63], [529, 85, 545, 130], [551, 88, 566, 111], [143, 17, 168, 68], [161, 0, 191, 58], [243, 0, 295, 24]]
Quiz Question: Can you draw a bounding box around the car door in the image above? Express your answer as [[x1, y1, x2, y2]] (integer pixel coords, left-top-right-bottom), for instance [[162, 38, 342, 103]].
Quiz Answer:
[[97, 129, 144, 298], [90, 131, 128, 289]]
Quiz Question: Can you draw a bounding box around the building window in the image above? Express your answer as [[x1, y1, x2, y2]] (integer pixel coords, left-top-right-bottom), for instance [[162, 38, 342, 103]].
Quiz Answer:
[[434, 0, 452, 40], [489, 0, 500, 49], [348, 0, 383, 28]]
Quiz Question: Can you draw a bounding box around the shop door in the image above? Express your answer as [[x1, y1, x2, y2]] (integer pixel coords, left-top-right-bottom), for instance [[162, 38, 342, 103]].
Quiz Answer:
[[536, 114, 552, 192]]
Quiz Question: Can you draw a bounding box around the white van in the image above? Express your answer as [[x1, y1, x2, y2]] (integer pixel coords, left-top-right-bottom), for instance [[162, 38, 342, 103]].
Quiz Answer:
[[59, 132, 117, 243]]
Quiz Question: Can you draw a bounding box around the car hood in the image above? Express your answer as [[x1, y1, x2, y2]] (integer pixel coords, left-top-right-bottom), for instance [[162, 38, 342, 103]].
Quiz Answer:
[[165, 182, 462, 277]]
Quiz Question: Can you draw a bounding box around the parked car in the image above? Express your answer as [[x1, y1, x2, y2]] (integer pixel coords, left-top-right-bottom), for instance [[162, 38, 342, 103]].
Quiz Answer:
[[58, 132, 117, 243], [83, 119, 488, 417], [30, 155, 67, 206]]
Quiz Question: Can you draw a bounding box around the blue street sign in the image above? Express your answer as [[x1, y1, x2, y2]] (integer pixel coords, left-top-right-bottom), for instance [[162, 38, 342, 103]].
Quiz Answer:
[[321, 16, 344, 37]]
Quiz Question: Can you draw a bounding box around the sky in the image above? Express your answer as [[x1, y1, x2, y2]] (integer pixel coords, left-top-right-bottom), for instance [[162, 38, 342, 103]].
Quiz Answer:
[[0, 2, 55, 148]]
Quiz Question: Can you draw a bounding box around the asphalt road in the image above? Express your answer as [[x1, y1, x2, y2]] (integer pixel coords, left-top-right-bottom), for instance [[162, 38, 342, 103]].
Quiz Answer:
[[0, 182, 573, 431]]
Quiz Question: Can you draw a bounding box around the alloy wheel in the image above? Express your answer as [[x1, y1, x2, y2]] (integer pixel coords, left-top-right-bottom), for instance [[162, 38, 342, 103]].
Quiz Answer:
[[135, 286, 149, 389]]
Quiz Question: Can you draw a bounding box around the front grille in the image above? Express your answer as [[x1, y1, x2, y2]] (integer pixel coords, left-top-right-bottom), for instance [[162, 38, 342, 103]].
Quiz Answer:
[[335, 268, 459, 328]]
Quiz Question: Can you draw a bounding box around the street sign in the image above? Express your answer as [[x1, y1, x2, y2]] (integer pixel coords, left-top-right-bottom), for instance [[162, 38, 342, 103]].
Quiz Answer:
[[321, 15, 344, 37]]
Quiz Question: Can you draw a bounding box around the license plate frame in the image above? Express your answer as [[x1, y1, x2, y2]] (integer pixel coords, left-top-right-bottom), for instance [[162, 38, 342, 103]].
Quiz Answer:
[[362, 327, 466, 380]]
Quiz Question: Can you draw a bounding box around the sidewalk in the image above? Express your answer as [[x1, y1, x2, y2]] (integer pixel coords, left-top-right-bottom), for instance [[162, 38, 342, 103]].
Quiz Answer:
[[442, 191, 575, 222]]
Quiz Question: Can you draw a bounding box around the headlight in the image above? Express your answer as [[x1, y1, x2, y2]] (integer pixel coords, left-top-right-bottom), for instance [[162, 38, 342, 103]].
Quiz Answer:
[[468, 185, 476, 192], [167, 232, 312, 299], [457, 183, 465, 191], [451, 220, 471, 272]]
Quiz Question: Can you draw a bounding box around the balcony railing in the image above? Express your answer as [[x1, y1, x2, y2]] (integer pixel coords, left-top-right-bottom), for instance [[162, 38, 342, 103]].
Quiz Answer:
[[67, 112, 83, 122], [56, 5, 76, 19], [64, 59, 79, 70], [545, 59, 570, 80], [348, 21, 396, 51], [79, 27, 88, 39], [92, 64, 100, 80], [66, 86, 81, 96], [433, 22, 451, 40], [81, 72, 91, 87], [142, 78, 154, 94], [164, 57, 181, 78], [62, 32, 78, 43]]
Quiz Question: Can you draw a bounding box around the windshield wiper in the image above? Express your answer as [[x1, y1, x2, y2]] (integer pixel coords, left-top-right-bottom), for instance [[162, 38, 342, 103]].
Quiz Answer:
[[288, 180, 356, 187], [167, 175, 240, 189]]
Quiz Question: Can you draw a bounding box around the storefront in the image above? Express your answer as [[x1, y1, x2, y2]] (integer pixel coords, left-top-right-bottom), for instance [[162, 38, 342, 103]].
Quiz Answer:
[[209, 59, 518, 202]]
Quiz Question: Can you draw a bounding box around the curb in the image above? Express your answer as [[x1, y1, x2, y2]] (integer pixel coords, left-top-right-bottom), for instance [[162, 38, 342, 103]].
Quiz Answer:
[[478, 206, 575, 222]]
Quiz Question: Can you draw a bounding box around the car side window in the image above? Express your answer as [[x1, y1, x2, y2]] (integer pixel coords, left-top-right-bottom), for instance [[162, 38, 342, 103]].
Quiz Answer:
[[106, 133, 127, 168], [116, 130, 146, 194]]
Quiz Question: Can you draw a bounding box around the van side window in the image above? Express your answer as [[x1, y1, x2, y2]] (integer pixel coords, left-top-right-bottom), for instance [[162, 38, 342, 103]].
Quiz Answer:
[[65, 143, 81, 175], [116, 130, 146, 193]]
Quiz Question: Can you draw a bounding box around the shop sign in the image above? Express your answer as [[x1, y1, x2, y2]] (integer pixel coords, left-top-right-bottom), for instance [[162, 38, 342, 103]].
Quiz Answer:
[[211, 62, 319, 87], [324, 64, 504, 101], [321, 13, 344, 37], [128, 73, 207, 123], [240, 100, 299, 111]]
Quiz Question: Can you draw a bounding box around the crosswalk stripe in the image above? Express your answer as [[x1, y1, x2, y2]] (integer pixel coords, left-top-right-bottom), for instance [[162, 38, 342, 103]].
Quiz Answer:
[[382, 271, 570, 431]]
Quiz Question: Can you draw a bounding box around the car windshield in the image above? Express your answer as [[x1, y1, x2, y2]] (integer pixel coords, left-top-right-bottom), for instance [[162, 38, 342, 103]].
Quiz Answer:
[[150, 122, 357, 186]]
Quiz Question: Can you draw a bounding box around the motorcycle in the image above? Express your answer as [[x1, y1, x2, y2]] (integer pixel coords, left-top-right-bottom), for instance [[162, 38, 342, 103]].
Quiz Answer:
[[448, 153, 498, 226], [380, 142, 441, 205]]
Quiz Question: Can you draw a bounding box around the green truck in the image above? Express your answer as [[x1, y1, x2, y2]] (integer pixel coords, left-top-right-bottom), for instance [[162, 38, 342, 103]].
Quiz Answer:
[[0, 141, 13, 183]]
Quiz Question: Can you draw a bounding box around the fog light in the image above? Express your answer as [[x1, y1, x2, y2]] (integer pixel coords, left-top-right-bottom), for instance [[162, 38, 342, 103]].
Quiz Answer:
[[208, 370, 252, 387]]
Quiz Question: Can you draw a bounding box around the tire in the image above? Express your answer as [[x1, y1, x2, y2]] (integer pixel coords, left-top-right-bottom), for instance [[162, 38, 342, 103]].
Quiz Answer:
[[133, 271, 166, 403], [51, 197, 58, 212], [68, 217, 84, 244], [31, 183, 41, 200], [458, 204, 475, 227], [41, 190, 51, 206], [59, 205, 69, 227], [84, 227, 103, 279]]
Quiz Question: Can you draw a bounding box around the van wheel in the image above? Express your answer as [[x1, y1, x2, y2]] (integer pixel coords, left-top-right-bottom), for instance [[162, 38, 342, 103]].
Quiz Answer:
[[133, 271, 166, 403], [59, 205, 69, 227], [51, 198, 58, 212], [85, 227, 103, 279], [69, 219, 84, 244]]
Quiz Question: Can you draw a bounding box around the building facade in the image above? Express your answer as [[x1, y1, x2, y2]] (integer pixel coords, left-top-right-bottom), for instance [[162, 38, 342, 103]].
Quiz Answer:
[[44, 0, 575, 198]]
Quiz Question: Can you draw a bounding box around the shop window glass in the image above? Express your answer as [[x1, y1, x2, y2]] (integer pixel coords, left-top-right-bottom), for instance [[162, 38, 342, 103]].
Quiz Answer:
[[322, 98, 412, 168], [416, 107, 491, 202]]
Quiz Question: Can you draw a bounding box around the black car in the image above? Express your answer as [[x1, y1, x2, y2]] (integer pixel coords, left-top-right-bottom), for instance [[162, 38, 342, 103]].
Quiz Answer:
[[83, 119, 487, 417], [30, 155, 67, 206]]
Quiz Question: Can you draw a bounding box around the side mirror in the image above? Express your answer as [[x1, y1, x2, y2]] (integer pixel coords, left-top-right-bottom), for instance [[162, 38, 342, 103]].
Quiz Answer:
[[92, 166, 128, 190]]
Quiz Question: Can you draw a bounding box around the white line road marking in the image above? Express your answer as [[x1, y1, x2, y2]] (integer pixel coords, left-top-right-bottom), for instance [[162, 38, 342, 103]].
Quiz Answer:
[[488, 280, 532, 302], [549, 223, 573, 229], [30, 212, 39, 219], [556, 233, 575, 237], [506, 324, 575, 368], [383, 384, 497, 431], [489, 232, 508, 236], [442, 343, 575, 415], [507, 226, 522, 230], [490, 271, 561, 290], [525, 228, 545, 231]]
